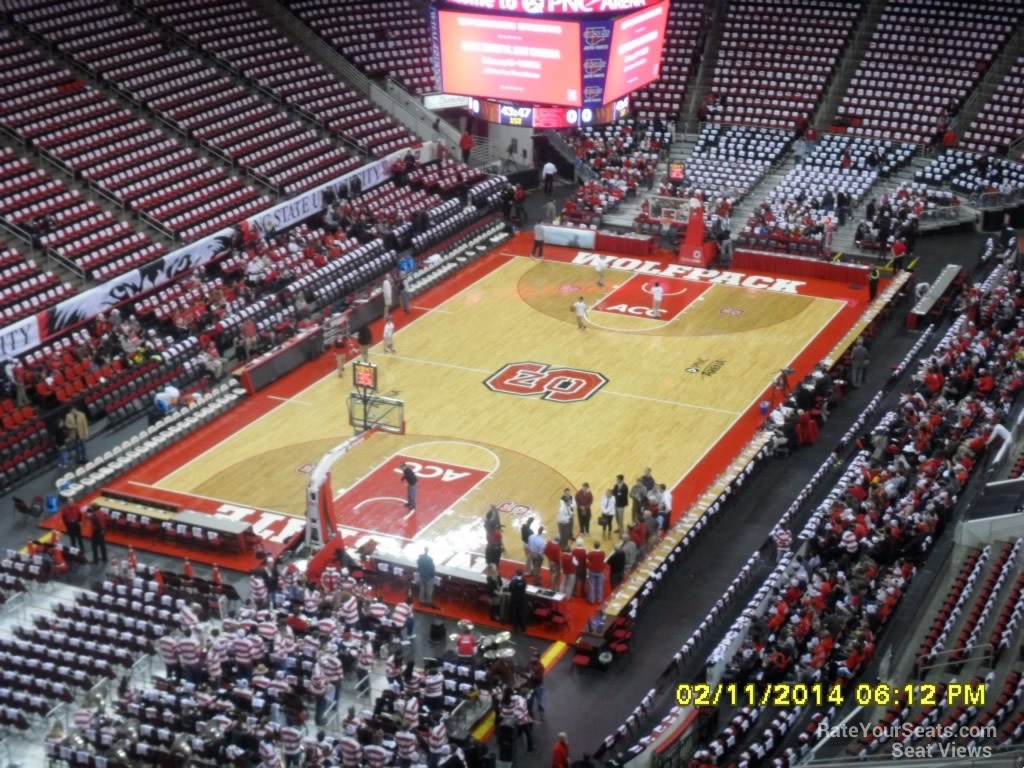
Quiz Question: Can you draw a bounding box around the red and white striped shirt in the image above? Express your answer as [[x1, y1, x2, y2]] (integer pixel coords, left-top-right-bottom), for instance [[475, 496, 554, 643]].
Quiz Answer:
[[395, 729, 419, 760], [206, 653, 222, 678], [249, 575, 268, 603], [319, 653, 343, 684], [391, 602, 412, 628], [357, 643, 374, 671], [512, 694, 530, 725], [301, 635, 320, 658], [177, 636, 201, 666], [405, 669, 424, 694], [257, 620, 277, 640], [258, 740, 278, 763], [368, 601, 389, 621], [385, 655, 402, 679], [303, 589, 322, 614], [249, 634, 266, 658], [271, 634, 295, 663], [428, 723, 448, 753], [232, 634, 255, 665], [156, 635, 178, 666], [339, 735, 362, 767], [268, 675, 291, 696], [364, 743, 392, 768], [321, 567, 341, 593], [317, 617, 337, 636], [340, 596, 359, 625], [73, 709, 94, 729], [179, 604, 199, 628], [281, 725, 304, 755], [773, 528, 793, 552], [209, 636, 230, 662], [282, 567, 298, 590], [424, 671, 443, 698], [401, 695, 421, 724], [252, 671, 271, 689], [307, 671, 328, 697]]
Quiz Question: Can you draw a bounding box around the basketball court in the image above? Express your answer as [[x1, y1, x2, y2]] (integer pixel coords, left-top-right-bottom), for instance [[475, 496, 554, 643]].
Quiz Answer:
[[85, 235, 873, 575]]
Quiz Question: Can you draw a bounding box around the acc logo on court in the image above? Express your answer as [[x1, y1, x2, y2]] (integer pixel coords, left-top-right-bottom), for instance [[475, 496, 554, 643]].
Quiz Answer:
[[485, 362, 608, 403]]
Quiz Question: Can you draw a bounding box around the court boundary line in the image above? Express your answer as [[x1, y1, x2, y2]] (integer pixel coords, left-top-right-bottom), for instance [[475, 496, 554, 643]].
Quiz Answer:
[[267, 395, 313, 405], [156, 258, 523, 488], [602, 387, 741, 416]]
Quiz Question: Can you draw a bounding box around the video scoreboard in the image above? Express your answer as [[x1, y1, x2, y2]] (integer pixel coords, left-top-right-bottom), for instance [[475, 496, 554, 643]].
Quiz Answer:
[[428, 0, 667, 120]]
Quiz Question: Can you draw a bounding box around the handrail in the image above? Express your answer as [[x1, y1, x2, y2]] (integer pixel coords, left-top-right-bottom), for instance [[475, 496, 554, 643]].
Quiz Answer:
[[382, 79, 460, 148], [970, 187, 1024, 209], [545, 130, 595, 181], [376, 79, 463, 160], [915, 642, 994, 674], [1009, 134, 1024, 160]]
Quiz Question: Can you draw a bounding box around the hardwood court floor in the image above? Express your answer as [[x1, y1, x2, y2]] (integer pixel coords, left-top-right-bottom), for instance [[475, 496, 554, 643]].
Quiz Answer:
[[139, 248, 856, 564]]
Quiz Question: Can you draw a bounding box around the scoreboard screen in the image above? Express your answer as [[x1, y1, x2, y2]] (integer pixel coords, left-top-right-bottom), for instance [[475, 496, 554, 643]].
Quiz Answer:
[[603, 1, 667, 102], [438, 10, 582, 106], [432, 0, 667, 109]]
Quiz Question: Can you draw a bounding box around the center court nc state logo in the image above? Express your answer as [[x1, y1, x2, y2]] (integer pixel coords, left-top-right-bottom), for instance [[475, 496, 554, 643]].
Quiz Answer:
[[485, 362, 608, 403]]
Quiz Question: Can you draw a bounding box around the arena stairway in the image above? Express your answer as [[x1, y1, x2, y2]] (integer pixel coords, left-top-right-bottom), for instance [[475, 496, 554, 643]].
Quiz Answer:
[[729, 168, 792, 229]]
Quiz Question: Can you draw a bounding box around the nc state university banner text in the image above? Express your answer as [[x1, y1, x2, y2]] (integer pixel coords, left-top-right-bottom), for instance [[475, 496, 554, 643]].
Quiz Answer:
[[0, 314, 41, 359]]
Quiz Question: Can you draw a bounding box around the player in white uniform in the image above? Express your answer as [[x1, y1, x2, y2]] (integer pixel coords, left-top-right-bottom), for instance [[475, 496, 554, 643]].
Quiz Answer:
[[383, 314, 396, 353], [572, 298, 588, 330], [594, 257, 605, 288], [651, 281, 664, 317]]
